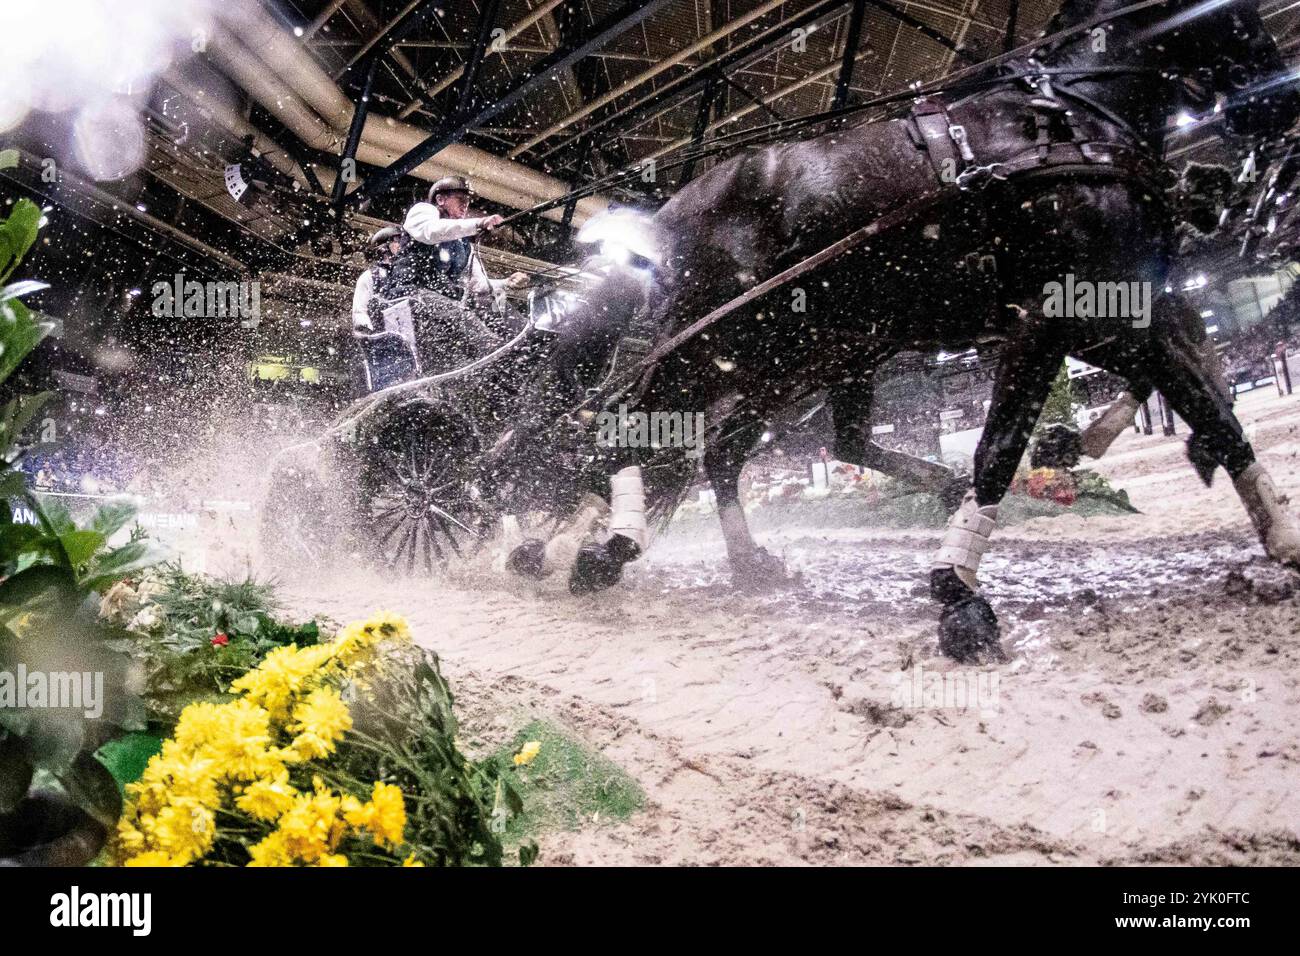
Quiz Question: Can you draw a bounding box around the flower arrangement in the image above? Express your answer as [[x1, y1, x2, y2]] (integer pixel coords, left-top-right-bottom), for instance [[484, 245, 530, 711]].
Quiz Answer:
[[110, 612, 433, 867], [1019, 467, 1079, 506], [101, 563, 322, 724]]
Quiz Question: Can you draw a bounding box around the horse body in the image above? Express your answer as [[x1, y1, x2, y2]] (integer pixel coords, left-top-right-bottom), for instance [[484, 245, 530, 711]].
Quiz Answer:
[[512, 0, 1300, 660]]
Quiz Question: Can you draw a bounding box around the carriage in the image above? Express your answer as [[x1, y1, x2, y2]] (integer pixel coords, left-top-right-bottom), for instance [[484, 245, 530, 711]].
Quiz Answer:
[[257, 279, 656, 575]]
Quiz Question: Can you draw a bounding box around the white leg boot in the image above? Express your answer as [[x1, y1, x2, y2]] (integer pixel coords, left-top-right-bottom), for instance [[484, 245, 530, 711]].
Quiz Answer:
[[608, 465, 648, 554], [1233, 462, 1300, 567], [933, 490, 999, 590]]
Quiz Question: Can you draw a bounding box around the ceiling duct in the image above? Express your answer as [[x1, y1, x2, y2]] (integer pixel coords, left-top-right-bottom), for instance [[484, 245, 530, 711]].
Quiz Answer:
[[202, 0, 606, 224]]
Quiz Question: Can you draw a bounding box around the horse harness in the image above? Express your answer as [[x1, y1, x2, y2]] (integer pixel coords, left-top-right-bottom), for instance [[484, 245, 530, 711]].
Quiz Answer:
[[611, 79, 1175, 407], [906, 69, 1171, 198]]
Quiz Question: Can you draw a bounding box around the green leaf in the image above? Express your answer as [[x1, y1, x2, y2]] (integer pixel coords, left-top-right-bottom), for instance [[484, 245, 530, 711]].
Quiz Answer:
[[0, 470, 27, 499], [501, 777, 524, 816], [81, 539, 166, 593], [0, 298, 52, 387], [58, 750, 124, 828], [89, 498, 139, 539], [518, 840, 539, 867], [94, 732, 162, 791], [0, 391, 53, 448], [0, 199, 43, 284], [0, 520, 45, 560], [0, 563, 77, 609], [30, 496, 74, 536], [58, 529, 106, 568], [0, 279, 49, 302]]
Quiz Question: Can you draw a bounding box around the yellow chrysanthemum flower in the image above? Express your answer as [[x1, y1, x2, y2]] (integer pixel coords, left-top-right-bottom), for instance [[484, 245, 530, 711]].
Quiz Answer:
[[111, 612, 424, 868], [150, 798, 214, 862], [367, 782, 407, 847], [235, 770, 300, 822], [246, 831, 292, 868], [232, 643, 338, 722], [283, 686, 353, 762], [333, 611, 411, 666], [513, 741, 542, 766], [115, 818, 145, 854]]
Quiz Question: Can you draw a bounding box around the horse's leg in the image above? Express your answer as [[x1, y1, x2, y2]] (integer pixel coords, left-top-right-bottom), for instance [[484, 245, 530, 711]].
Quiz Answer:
[[564, 446, 649, 594], [1129, 337, 1300, 567], [703, 416, 789, 585], [506, 494, 611, 579], [829, 380, 967, 508], [930, 336, 1069, 663], [1079, 387, 1146, 459], [1080, 294, 1229, 486]]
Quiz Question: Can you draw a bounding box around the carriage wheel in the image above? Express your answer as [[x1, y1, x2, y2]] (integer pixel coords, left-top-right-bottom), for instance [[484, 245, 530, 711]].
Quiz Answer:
[[260, 466, 342, 572], [357, 405, 488, 575]]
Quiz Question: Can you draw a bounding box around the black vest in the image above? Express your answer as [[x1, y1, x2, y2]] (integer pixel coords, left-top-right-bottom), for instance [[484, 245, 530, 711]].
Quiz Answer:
[[383, 230, 471, 300]]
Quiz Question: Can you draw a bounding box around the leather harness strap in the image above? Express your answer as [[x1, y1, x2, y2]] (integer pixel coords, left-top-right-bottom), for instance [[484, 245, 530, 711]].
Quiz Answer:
[[910, 98, 969, 182], [905, 90, 1170, 196]]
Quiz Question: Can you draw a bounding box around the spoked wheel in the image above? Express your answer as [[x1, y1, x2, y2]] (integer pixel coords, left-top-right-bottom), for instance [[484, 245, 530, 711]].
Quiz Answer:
[[356, 403, 490, 575]]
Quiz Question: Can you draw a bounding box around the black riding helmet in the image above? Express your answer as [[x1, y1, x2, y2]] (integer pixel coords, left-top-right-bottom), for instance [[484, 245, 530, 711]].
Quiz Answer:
[[367, 225, 405, 261], [428, 175, 472, 203]]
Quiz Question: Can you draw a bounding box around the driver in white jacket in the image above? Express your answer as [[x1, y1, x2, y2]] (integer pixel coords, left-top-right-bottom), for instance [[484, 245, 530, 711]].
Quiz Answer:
[[401, 176, 529, 309]]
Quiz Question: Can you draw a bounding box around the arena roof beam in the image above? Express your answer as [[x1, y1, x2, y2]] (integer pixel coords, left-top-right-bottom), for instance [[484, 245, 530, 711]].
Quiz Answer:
[[346, 0, 675, 207], [678, 79, 722, 186], [330, 53, 380, 211], [507, 0, 798, 159], [832, 0, 869, 110], [397, 0, 569, 120], [722, 77, 787, 123], [534, 0, 853, 164], [304, 0, 348, 41], [860, 0, 977, 63], [454, 0, 509, 121], [642, 46, 875, 162], [543, 0, 976, 166], [333, 0, 444, 80]]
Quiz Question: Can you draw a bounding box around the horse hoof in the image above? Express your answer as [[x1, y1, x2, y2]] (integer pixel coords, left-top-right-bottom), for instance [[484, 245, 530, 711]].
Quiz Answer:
[[938, 594, 1007, 664], [568, 534, 641, 594], [507, 539, 549, 579], [731, 548, 795, 588], [1265, 537, 1300, 571]]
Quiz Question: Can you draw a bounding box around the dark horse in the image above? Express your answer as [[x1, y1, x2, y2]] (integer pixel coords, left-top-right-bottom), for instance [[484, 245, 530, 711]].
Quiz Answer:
[[508, 0, 1300, 663]]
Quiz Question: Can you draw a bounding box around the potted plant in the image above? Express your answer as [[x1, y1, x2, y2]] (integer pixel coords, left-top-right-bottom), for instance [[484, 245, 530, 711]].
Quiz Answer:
[[0, 198, 163, 865]]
